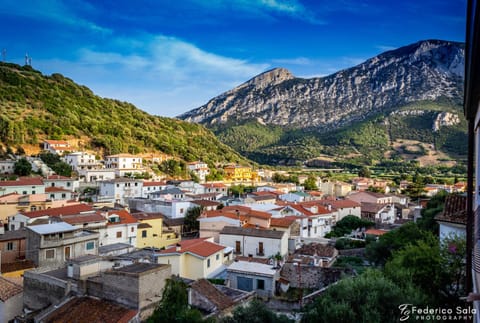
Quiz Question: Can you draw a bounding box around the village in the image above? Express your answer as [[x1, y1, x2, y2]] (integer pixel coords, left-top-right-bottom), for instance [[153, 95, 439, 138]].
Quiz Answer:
[[0, 139, 467, 322]]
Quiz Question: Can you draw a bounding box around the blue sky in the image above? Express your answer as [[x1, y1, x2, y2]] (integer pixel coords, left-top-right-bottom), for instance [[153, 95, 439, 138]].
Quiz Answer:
[[0, 0, 466, 117]]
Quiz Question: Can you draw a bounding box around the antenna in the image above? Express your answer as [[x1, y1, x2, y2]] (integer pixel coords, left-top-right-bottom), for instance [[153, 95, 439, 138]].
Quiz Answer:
[[1, 49, 5, 62], [25, 53, 29, 66]]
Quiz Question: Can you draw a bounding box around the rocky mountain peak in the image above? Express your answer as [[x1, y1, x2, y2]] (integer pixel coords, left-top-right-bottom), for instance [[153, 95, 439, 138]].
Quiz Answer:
[[243, 67, 294, 89]]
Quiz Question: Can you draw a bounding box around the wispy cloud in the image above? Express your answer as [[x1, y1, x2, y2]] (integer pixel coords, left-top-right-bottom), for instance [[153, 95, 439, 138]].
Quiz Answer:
[[0, 0, 111, 34], [272, 57, 312, 65]]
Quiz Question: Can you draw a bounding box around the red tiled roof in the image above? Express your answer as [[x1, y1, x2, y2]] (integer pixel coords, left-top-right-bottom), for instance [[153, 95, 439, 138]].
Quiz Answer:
[[0, 177, 44, 187], [252, 191, 279, 197], [45, 187, 72, 193], [270, 217, 296, 228], [131, 212, 165, 220], [44, 140, 69, 145], [365, 229, 389, 236], [222, 205, 271, 220], [319, 199, 361, 209], [44, 296, 138, 323], [159, 238, 224, 257], [45, 175, 72, 180], [202, 183, 227, 188], [0, 276, 23, 301], [192, 200, 220, 207], [143, 181, 167, 187], [59, 211, 106, 225], [21, 203, 94, 218], [190, 279, 234, 310], [106, 209, 138, 226]]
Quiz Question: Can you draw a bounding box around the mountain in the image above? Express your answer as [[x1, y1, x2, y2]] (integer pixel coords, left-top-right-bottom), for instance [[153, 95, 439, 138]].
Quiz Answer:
[[179, 40, 466, 166], [0, 62, 248, 166]]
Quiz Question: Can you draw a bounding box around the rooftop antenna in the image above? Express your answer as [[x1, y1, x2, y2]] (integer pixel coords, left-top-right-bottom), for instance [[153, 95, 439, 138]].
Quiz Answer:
[[1, 49, 5, 62]]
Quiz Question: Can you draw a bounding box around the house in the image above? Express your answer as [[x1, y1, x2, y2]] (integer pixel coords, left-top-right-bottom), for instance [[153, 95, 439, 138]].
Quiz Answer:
[[277, 202, 334, 238], [78, 168, 116, 183], [0, 228, 27, 264], [269, 217, 297, 237], [156, 238, 229, 280], [142, 181, 168, 197], [25, 222, 100, 268], [0, 276, 23, 322], [318, 199, 361, 222], [43, 139, 71, 155], [219, 226, 288, 259], [148, 187, 185, 200], [45, 186, 74, 201], [104, 153, 145, 176], [361, 202, 395, 226], [346, 191, 394, 204], [98, 178, 143, 206], [100, 209, 139, 247], [435, 194, 466, 241], [227, 260, 279, 298], [318, 180, 352, 197], [128, 197, 192, 219], [8, 203, 94, 231], [63, 151, 102, 171], [188, 279, 254, 319], [223, 165, 258, 183], [245, 194, 278, 205], [199, 210, 242, 242], [132, 212, 180, 249], [202, 183, 228, 196], [57, 211, 107, 231], [43, 174, 79, 192], [36, 296, 139, 323], [0, 159, 15, 175], [0, 177, 45, 196], [288, 243, 338, 267], [187, 161, 210, 182], [191, 199, 220, 211]]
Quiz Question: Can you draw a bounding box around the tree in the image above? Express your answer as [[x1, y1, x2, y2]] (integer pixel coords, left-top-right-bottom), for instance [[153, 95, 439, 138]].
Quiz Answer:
[[358, 166, 371, 178], [184, 206, 202, 232], [221, 298, 292, 323], [365, 222, 431, 266], [229, 184, 245, 197], [14, 157, 32, 176], [303, 175, 318, 190], [326, 215, 374, 237], [416, 190, 447, 233], [148, 278, 206, 323], [301, 270, 426, 323], [51, 161, 72, 177]]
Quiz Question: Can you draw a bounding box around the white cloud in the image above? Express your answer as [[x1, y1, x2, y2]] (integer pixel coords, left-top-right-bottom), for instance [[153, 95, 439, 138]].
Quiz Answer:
[[272, 57, 312, 65]]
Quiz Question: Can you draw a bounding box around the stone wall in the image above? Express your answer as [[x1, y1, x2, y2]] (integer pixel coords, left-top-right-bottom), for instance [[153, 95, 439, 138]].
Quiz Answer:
[[23, 271, 70, 310], [280, 264, 353, 289]]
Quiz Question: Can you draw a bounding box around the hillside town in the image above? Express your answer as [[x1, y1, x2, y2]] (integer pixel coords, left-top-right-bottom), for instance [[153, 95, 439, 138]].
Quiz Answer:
[[0, 141, 468, 322]]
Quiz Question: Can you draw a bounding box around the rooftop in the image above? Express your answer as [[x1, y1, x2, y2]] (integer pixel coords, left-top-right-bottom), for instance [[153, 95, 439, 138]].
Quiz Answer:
[[294, 243, 337, 257], [227, 260, 278, 276], [190, 279, 234, 310], [159, 238, 225, 258], [0, 177, 44, 187], [0, 228, 27, 242], [21, 203, 94, 218], [28, 222, 76, 235], [0, 276, 23, 301], [112, 262, 167, 274], [220, 226, 286, 239], [434, 194, 467, 225], [42, 296, 137, 323]]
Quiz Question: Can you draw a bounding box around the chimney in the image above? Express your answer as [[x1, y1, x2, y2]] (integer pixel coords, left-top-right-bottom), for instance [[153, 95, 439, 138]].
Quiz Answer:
[[175, 243, 181, 252], [327, 204, 332, 211]]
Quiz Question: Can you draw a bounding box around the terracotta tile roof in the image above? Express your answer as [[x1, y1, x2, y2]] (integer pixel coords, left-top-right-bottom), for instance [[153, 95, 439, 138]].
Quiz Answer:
[[0, 228, 27, 242], [434, 194, 467, 225], [59, 211, 106, 225], [106, 153, 137, 158], [0, 276, 23, 301], [43, 296, 138, 323], [0, 192, 20, 202], [142, 181, 167, 187], [270, 217, 296, 228], [159, 238, 224, 257], [21, 203, 94, 218], [0, 177, 44, 187], [45, 187, 72, 193], [106, 210, 138, 226], [45, 175, 72, 180], [131, 212, 165, 220], [365, 229, 389, 236], [190, 279, 234, 310], [192, 200, 220, 207], [138, 223, 152, 229], [361, 202, 388, 213], [202, 183, 227, 188], [242, 223, 268, 229], [251, 195, 277, 201], [320, 199, 361, 209], [222, 206, 271, 220], [252, 191, 279, 197]]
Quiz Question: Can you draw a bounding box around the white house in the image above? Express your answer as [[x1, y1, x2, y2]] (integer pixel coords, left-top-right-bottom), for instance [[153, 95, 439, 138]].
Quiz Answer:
[[78, 169, 116, 183], [43, 175, 79, 192], [43, 140, 71, 155], [219, 226, 288, 259], [361, 202, 396, 225], [45, 187, 74, 201], [63, 151, 102, 172], [104, 153, 144, 177], [187, 161, 210, 183], [227, 260, 279, 298], [0, 177, 45, 196], [142, 181, 168, 197], [98, 210, 139, 247], [98, 178, 143, 206], [0, 159, 15, 175]]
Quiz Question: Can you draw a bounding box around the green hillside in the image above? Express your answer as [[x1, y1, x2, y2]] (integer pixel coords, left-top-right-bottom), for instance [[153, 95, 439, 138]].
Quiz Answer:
[[213, 101, 467, 167], [0, 62, 248, 166]]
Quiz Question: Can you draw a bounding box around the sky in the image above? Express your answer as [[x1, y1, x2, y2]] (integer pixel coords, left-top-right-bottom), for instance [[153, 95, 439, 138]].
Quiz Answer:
[[0, 0, 467, 117]]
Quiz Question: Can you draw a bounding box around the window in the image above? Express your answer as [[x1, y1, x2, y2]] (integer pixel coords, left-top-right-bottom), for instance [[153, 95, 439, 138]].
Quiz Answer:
[[86, 241, 95, 250], [257, 279, 265, 290], [131, 227, 134, 233], [61, 193, 66, 198], [32, 191, 35, 194], [207, 259, 211, 268], [116, 231, 122, 238], [50, 194, 55, 199], [116, 184, 120, 188], [235, 241, 241, 254], [22, 191, 27, 195], [6, 242, 14, 250], [142, 230, 147, 238], [216, 254, 219, 260], [45, 249, 55, 259], [67, 182, 71, 187]]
